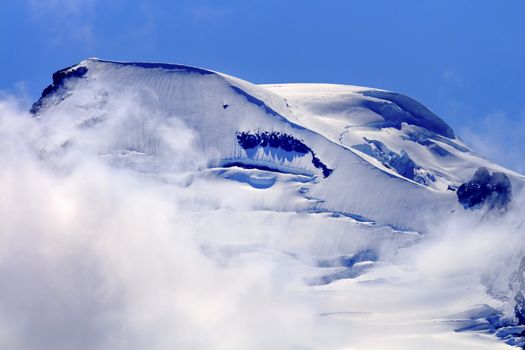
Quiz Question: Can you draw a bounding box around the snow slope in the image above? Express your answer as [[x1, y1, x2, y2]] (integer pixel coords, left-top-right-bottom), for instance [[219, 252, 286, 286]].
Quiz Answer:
[[32, 59, 524, 230], [22, 58, 525, 349]]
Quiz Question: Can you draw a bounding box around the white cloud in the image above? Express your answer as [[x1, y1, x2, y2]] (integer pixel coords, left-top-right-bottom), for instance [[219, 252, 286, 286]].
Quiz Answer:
[[0, 88, 524, 349], [0, 94, 322, 350], [460, 111, 525, 174]]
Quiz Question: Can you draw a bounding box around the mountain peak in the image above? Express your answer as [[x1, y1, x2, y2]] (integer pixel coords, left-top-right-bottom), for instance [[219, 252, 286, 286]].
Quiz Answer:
[[30, 59, 520, 231]]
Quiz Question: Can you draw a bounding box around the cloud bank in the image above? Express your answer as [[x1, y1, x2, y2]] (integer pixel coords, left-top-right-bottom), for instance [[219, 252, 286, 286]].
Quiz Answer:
[[0, 92, 524, 350]]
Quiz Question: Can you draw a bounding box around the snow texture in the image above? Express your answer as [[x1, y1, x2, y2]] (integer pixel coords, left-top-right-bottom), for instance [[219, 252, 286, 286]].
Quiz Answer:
[[1, 58, 524, 350], [352, 137, 436, 185]]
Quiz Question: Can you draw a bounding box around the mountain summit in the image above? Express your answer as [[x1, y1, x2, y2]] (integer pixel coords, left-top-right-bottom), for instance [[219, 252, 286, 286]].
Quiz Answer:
[[31, 59, 522, 228], [27, 59, 525, 349]]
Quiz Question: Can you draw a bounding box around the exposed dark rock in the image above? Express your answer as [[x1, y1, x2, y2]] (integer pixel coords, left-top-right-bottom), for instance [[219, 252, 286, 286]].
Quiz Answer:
[[457, 167, 511, 210], [30, 65, 88, 114], [236, 131, 333, 177]]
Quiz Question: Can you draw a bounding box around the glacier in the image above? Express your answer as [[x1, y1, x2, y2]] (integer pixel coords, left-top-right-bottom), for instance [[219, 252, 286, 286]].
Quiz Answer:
[[0, 58, 524, 349]]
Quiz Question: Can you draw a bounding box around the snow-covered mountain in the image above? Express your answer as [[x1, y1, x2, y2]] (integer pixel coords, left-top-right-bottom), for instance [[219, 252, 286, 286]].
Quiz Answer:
[[17, 58, 525, 349], [31, 59, 523, 228]]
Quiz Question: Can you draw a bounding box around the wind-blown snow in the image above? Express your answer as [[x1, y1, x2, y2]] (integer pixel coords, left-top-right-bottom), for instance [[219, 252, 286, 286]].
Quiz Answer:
[[0, 59, 524, 349]]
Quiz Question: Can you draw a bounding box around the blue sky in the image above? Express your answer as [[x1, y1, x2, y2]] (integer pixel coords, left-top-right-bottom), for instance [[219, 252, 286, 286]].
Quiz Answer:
[[1, 0, 524, 172]]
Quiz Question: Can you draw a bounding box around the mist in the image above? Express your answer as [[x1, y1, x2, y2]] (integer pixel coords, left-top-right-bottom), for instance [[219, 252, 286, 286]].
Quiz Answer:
[[0, 93, 524, 350]]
